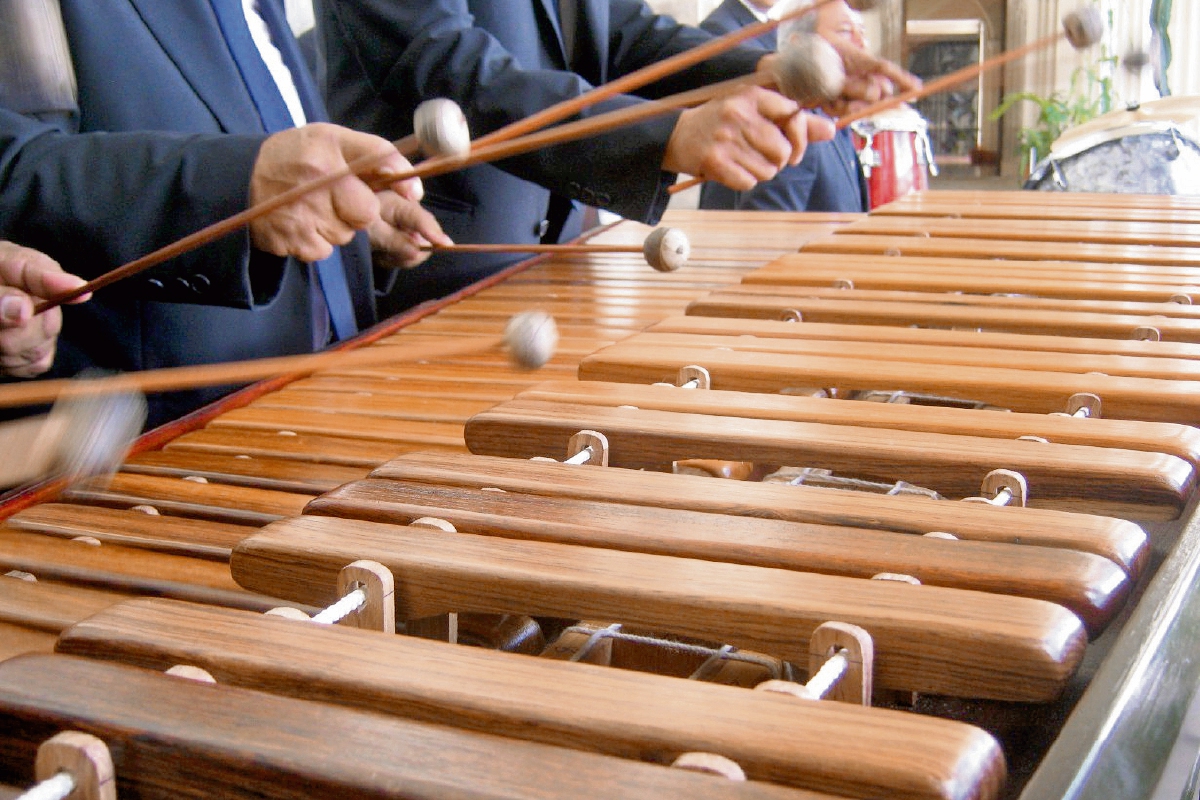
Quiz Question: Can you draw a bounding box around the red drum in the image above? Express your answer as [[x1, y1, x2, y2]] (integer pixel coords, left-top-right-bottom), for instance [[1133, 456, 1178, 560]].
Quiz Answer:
[[851, 105, 936, 208]]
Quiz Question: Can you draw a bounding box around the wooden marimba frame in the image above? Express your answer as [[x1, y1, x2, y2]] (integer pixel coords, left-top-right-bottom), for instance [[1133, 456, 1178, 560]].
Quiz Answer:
[[2, 198, 1200, 799]]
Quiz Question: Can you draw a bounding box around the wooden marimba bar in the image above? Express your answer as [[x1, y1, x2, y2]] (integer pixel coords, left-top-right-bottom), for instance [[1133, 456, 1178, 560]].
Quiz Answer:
[[2, 197, 1200, 799]]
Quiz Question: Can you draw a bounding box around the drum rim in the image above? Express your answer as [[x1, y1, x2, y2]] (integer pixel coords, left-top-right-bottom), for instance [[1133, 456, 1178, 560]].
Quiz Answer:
[[1049, 121, 1199, 160]]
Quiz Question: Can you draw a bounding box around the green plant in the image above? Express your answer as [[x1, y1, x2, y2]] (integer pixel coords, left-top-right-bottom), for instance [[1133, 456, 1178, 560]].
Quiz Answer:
[[989, 1, 1119, 176]]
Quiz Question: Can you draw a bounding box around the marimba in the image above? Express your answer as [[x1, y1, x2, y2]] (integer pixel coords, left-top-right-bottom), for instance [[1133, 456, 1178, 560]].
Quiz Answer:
[[2, 197, 1200, 800]]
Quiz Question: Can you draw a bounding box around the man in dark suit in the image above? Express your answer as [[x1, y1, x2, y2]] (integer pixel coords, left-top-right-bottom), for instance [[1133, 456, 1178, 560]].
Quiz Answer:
[[318, 0, 834, 316], [699, 0, 870, 213], [0, 0, 448, 426]]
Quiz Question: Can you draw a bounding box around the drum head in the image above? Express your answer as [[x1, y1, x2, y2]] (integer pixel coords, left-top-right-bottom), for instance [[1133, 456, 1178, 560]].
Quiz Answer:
[[1025, 127, 1200, 193], [1027, 95, 1200, 194]]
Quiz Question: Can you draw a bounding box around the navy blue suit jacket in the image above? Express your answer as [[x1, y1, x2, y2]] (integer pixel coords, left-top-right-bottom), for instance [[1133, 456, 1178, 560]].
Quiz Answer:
[[319, 0, 763, 314], [0, 0, 375, 426], [697, 0, 869, 213]]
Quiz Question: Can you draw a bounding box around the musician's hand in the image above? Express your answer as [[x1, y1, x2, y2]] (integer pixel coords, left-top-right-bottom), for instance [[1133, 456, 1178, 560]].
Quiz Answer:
[[368, 190, 453, 270], [824, 40, 921, 117], [662, 85, 833, 190], [249, 123, 425, 263], [0, 242, 90, 378]]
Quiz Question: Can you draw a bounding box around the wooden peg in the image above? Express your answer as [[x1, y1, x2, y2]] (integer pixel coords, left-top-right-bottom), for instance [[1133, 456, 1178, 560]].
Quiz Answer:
[[983, 468, 1028, 508], [165, 664, 217, 684], [1066, 392, 1102, 419], [566, 430, 609, 466], [338, 560, 396, 634], [677, 365, 711, 390], [35, 731, 116, 800], [808, 621, 874, 706], [670, 752, 746, 781]]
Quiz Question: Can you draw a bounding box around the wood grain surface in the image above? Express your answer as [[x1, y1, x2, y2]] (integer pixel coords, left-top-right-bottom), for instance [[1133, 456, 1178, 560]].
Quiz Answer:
[[464, 399, 1192, 519], [803, 233, 1200, 268], [649, 315, 1200, 366], [687, 293, 1200, 343], [581, 339, 1200, 425], [231, 515, 1088, 700], [514, 380, 1200, 468], [307, 477, 1129, 634], [0, 654, 831, 800], [371, 451, 1148, 575], [58, 598, 1005, 800]]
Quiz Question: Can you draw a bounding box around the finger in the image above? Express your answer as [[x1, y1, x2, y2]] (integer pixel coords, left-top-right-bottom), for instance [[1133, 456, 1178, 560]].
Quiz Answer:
[[841, 74, 884, 105], [875, 60, 921, 94], [385, 197, 453, 248], [806, 113, 836, 144], [330, 175, 383, 231], [0, 291, 32, 329]]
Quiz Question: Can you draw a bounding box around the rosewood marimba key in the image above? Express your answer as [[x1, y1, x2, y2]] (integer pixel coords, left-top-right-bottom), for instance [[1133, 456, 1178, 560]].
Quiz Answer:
[[230, 514, 1087, 701], [872, 190, 1200, 224], [0, 654, 832, 800], [687, 293, 1200, 343], [801, 233, 1200, 269], [706, 283, 1200, 322], [512, 380, 1200, 468], [464, 399, 1192, 519], [745, 254, 1200, 301], [591, 327, 1200, 381], [650, 315, 1200, 362], [580, 340, 1200, 425], [57, 598, 1006, 800], [307, 477, 1128, 634], [834, 214, 1200, 249]]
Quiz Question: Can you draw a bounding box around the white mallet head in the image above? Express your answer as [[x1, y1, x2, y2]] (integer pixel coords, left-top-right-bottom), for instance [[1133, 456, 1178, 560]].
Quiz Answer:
[[1063, 7, 1104, 49], [413, 98, 471, 159], [642, 227, 691, 272], [774, 31, 846, 106], [504, 311, 558, 370]]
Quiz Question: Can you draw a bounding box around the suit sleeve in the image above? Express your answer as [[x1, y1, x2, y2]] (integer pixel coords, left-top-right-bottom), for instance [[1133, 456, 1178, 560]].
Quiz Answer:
[[735, 156, 817, 211], [0, 107, 277, 309], [323, 0, 759, 223]]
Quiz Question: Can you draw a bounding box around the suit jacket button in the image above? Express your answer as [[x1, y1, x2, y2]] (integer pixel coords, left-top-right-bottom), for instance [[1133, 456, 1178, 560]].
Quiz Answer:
[[190, 274, 211, 291], [534, 219, 550, 238], [147, 278, 164, 290]]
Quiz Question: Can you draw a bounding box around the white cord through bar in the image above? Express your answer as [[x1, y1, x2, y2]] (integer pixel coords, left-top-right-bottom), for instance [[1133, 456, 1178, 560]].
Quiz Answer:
[[805, 649, 849, 700], [17, 773, 74, 800], [311, 587, 366, 625]]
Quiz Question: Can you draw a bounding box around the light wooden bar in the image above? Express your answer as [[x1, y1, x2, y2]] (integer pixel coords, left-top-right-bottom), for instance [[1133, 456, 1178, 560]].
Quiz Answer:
[[650, 315, 1200, 361], [371, 451, 1149, 575], [801, 234, 1200, 268], [514, 380, 1200, 469], [308, 477, 1129, 634], [58, 598, 1007, 800], [464, 399, 1192, 519], [230, 515, 1088, 701], [0, 654, 830, 800], [578, 340, 1200, 426], [605, 329, 1200, 381], [705, 284, 1200, 321], [834, 215, 1200, 249], [687, 293, 1200, 342]]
